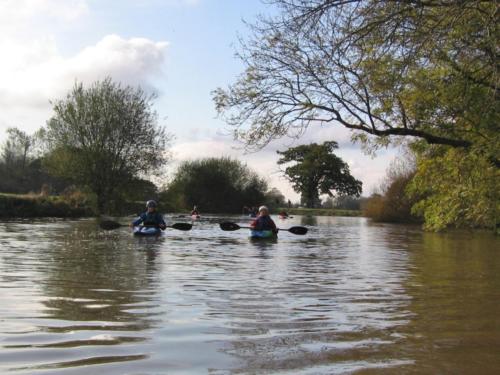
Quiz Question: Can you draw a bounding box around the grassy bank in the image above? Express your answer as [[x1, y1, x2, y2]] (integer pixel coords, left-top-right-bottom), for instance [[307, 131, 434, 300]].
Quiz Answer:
[[0, 193, 93, 218], [279, 207, 363, 217]]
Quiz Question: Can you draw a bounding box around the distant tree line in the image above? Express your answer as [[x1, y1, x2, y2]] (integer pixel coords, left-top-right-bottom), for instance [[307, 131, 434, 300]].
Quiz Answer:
[[0, 78, 171, 214], [0, 127, 67, 194], [0, 82, 286, 215]]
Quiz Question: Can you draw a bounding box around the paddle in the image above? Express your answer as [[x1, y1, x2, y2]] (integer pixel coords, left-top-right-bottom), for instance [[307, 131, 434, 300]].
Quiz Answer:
[[99, 220, 192, 231], [219, 222, 308, 235]]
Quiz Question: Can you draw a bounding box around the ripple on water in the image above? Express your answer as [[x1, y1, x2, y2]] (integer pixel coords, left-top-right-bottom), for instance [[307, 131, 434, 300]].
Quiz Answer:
[[0, 216, 499, 374]]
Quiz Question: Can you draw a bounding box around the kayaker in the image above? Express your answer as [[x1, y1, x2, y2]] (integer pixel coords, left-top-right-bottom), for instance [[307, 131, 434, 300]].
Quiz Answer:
[[278, 211, 289, 218], [249, 206, 258, 218], [191, 205, 199, 216], [130, 200, 167, 230], [250, 206, 278, 234]]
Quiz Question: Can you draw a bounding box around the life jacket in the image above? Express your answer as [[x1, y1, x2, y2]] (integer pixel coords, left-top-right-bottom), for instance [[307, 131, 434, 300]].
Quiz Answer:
[[142, 212, 164, 226], [252, 215, 277, 231]]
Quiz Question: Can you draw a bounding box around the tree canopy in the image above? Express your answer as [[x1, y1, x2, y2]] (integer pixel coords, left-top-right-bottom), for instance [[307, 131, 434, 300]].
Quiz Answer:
[[277, 141, 362, 208], [408, 146, 499, 231], [43, 78, 170, 213], [0, 127, 65, 194], [162, 157, 270, 213], [213, 0, 499, 166]]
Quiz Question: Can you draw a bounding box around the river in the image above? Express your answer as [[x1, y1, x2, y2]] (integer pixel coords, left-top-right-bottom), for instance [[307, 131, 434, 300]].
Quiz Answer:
[[0, 216, 498, 374]]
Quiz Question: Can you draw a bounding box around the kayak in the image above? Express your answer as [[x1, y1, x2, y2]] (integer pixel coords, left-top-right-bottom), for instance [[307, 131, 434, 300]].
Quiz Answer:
[[133, 226, 162, 236], [250, 230, 277, 239], [278, 215, 288, 219]]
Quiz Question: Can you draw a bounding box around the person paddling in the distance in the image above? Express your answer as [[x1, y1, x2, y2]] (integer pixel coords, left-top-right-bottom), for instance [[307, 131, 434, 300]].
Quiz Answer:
[[130, 200, 167, 230], [191, 205, 200, 217], [250, 205, 278, 234]]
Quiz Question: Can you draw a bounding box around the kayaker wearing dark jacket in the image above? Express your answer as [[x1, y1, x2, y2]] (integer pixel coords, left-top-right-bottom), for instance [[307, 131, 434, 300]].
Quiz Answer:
[[250, 206, 278, 234], [131, 200, 167, 229]]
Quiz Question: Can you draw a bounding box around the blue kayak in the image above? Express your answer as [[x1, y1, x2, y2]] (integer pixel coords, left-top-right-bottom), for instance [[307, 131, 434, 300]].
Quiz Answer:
[[250, 230, 277, 239], [133, 226, 162, 236]]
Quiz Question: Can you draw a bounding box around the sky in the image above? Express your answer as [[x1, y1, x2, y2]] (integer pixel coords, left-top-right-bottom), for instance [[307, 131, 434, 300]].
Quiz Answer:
[[0, 0, 398, 201]]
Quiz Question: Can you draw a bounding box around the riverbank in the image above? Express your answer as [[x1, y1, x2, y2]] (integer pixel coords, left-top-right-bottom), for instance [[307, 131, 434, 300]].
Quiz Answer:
[[278, 207, 363, 217], [1, 193, 364, 219], [0, 193, 93, 218]]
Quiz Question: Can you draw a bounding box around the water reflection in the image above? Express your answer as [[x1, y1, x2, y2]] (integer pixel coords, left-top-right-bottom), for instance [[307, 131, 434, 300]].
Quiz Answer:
[[397, 230, 500, 374], [0, 216, 498, 374], [0, 220, 163, 373], [300, 215, 318, 226]]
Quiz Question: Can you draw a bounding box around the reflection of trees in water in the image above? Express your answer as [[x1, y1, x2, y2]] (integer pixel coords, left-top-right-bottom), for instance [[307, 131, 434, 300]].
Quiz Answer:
[[38, 220, 162, 332], [300, 215, 317, 226], [397, 231, 500, 373], [199, 223, 423, 373]]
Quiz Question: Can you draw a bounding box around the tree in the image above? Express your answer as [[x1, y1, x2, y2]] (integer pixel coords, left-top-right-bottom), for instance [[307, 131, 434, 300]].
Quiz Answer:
[[162, 157, 268, 213], [1, 127, 35, 170], [407, 146, 499, 231], [43, 78, 170, 213], [277, 141, 362, 208], [363, 148, 420, 223], [333, 195, 365, 211], [0, 127, 64, 194], [265, 187, 286, 210], [213, 0, 498, 166]]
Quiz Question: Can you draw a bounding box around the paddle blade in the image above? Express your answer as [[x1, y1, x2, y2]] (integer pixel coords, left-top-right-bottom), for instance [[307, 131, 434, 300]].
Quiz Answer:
[[170, 223, 193, 231], [219, 222, 241, 231], [99, 220, 123, 230], [287, 226, 308, 235]]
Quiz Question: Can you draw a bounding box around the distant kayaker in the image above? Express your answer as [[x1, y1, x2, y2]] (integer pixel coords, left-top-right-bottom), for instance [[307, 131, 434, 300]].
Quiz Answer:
[[249, 206, 258, 218], [278, 211, 289, 218], [250, 206, 278, 234], [130, 200, 167, 230], [191, 205, 200, 216]]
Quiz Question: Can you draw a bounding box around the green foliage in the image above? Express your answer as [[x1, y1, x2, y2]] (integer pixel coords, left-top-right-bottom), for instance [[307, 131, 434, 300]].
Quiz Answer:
[[408, 148, 499, 231], [43, 78, 170, 213], [364, 151, 420, 223], [0, 127, 68, 194], [332, 195, 367, 211], [214, 0, 498, 166], [162, 157, 269, 213], [277, 142, 362, 208], [364, 174, 419, 223], [264, 187, 286, 211], [2, 127, 33, 169]]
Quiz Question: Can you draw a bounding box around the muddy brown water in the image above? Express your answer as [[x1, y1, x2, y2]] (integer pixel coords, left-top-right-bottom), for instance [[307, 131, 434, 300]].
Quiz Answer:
[[0, 216, 499, 374]]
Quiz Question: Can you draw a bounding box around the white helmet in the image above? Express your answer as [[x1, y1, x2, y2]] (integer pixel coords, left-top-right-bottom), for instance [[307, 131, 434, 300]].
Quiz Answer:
[[258, 205, 268, 212]]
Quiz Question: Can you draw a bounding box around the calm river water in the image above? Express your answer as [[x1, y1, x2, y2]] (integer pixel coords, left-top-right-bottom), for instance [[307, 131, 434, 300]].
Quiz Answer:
[[0, 216, 499, 374]]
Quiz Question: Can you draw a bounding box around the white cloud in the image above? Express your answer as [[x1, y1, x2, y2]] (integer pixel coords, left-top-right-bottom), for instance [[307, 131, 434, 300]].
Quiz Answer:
[[0, 34, 168, 136]]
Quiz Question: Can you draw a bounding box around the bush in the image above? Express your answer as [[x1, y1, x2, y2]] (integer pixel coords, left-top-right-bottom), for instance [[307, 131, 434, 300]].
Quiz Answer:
[[0, 193, 93, 218], [161, 157, 269, 213], [364, 152, 420, 223]]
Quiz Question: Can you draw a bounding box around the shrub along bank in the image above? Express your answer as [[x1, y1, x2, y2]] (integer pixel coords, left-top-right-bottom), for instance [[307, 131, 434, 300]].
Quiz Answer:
[[0, 193, 93, 218], [279, 207, 362, 217]]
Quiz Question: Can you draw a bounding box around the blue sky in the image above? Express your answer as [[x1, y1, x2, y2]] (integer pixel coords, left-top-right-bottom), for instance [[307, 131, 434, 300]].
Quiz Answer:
[[0, 0, 397, 200]]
